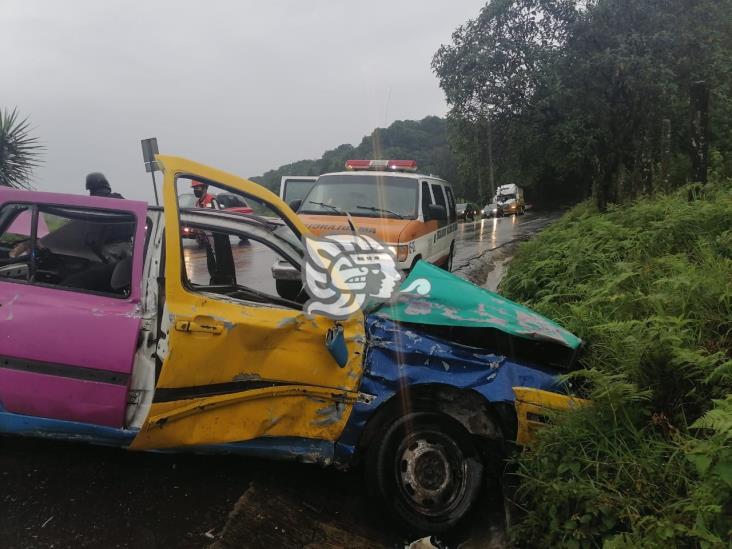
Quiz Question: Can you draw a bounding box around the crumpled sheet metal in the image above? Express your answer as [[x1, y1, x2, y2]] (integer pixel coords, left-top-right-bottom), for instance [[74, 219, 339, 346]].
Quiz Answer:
[[334, 316, 562, 463], [377, 260, 582, 350]]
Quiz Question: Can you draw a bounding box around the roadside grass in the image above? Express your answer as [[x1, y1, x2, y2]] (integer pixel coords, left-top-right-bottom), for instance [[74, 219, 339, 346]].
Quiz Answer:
[[500, 180, 732, 548]]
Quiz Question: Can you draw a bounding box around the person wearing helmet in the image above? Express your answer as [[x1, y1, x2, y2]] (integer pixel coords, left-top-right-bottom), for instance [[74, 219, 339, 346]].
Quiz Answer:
[[86, 172, 124, 199], [191, 180, 217, 208]]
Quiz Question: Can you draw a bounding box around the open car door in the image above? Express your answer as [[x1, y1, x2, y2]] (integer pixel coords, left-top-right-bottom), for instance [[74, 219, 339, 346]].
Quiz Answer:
[[131, 157, 365, 452], [0, 190, 148, 429]]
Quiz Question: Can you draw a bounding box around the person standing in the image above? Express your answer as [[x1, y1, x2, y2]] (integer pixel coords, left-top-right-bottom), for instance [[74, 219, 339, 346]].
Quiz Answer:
[[191, 180, 217, 208], [86, 172, 124, 199]]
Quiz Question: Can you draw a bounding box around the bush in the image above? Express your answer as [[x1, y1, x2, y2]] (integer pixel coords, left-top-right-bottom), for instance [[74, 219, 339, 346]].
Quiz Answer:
[[501, 179, 732, 547]]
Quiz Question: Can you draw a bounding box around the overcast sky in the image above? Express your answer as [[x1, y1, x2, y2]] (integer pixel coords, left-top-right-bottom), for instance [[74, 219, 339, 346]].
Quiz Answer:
[[2, 0, 485, 201]]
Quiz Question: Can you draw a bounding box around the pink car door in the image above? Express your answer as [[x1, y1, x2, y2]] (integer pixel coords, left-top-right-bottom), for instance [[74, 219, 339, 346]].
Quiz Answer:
[[0, 189, 147, 428]]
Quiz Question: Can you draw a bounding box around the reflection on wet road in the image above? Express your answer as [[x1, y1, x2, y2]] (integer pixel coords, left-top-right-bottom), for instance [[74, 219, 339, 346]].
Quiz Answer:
[[451, 211, 559, 270], [181, 212, 558, 290], [182, 237, 279, 296]]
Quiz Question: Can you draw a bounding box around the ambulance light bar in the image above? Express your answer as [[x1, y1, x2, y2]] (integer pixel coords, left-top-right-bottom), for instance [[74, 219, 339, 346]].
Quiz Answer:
[[344, 159, 418, 172]]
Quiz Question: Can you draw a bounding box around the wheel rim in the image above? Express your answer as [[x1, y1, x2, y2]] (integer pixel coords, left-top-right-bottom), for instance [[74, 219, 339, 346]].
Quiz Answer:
[[395, 430, 468, 518]]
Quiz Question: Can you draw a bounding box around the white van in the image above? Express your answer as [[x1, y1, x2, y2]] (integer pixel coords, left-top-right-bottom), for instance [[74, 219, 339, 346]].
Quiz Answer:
[[281, 159, 458, 271]]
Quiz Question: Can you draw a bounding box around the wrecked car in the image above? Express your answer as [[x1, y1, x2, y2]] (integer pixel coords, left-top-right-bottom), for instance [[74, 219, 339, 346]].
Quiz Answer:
[[0, 156, 584, 535]]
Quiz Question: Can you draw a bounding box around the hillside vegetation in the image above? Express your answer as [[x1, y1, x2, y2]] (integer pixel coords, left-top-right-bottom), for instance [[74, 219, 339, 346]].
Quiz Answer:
[[250, 116, 468, 198], [500, 174, 732, 547], [434, 0, 732, 208]]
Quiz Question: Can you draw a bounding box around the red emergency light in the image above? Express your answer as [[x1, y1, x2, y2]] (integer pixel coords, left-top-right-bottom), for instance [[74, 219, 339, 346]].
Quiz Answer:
[[387, 159, 418, 172], [345, 159, 418, 172]]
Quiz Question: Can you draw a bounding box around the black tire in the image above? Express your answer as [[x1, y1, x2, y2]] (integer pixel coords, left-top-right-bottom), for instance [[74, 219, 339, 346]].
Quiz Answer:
[[366, 412, 484, 536]]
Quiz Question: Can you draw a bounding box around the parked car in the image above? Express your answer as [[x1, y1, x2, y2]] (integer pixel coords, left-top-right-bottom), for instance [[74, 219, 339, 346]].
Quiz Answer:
[[482, 202, 503, 218], [0, 156, 585, 536], [456, 202, 480, 221], [178, 192, 253, 244]]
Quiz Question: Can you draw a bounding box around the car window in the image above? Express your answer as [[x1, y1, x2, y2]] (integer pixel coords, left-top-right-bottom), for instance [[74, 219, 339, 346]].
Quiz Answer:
[[431, 183, 448, 211], [217, 194, 248, 209], [444, 187, 457, 222], [176, 176, 304, 309], [283, 179, 317, 204], [421, 181, 433, 217], [0, 203, 136, 297]]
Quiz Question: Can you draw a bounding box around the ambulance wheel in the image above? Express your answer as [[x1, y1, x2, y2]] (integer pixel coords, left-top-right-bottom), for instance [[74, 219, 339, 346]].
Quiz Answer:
[[366, 412, 484, 536]]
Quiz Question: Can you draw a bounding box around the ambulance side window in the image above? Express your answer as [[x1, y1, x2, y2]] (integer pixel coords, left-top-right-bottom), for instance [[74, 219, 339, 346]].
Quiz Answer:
[[431, 183, 448, 226], [420, 181, 433, 218], [444, 187, 457, 223]]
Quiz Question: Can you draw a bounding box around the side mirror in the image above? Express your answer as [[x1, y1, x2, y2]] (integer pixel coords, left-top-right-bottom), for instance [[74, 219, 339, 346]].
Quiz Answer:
[[426, 204, 447, 221], [288, 199, 302, 212]]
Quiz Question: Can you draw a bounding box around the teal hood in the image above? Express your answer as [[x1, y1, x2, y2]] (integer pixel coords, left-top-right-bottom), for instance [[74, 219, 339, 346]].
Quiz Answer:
[[376, 261, 581, 350]]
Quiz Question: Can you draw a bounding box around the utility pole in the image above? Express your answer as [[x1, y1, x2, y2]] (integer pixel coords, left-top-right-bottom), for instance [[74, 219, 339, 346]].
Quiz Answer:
[[660, 118, 671, 191], [485, 113, 496, 201], [474, 121, 484, 203], [690, 81, 709, 184]]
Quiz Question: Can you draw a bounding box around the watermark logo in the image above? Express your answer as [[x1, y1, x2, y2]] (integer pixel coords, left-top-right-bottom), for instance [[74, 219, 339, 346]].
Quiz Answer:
[[302, 234, 403, 319]]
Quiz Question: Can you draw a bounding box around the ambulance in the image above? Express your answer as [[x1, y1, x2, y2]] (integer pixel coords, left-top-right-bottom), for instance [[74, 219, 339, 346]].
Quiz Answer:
[[281, 159, 458, 272]]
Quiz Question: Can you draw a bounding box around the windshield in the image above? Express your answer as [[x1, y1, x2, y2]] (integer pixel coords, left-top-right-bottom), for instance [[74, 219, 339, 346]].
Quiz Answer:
[[498, 193, 516, 202], [299, 174, 418, 219]]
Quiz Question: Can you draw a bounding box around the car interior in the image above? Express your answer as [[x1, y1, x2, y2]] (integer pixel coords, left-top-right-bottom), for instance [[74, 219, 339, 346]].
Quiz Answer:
[[0, 204, 136, 297]]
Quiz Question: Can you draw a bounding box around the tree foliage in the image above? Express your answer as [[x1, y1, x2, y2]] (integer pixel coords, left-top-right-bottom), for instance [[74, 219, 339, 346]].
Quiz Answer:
[[0, 108, 43, 190], [250, 116, 468, 198], [502, 177, 732, 546], [433, 0, 732, 209]]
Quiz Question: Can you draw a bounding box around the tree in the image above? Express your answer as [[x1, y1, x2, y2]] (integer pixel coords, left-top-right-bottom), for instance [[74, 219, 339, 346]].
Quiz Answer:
[[0, 108, 43, 189], [250, 116, 465, 195], [433, 0, 732, 210]]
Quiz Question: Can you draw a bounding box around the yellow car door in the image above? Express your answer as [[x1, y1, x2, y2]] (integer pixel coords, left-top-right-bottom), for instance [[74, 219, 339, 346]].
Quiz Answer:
[[131, 156, 366, 450]]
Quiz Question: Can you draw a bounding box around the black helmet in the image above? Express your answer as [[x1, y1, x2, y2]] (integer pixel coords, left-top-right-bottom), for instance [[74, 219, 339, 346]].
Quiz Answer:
[[86, 172, 111, 195]]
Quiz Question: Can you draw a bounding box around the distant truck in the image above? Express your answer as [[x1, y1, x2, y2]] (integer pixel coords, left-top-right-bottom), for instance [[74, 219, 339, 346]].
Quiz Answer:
[[494, 184, 525, 216]]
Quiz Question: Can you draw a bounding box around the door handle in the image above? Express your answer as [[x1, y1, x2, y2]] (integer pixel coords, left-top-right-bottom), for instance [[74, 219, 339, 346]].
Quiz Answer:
[[175, 318, 225, 335]]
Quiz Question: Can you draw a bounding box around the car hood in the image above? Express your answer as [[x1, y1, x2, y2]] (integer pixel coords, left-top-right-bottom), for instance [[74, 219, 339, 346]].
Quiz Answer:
[[375, 260, 581, 350]]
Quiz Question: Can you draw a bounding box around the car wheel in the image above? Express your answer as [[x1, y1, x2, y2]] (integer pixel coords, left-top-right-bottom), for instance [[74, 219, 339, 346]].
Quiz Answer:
[[366, 412, 484, 536]]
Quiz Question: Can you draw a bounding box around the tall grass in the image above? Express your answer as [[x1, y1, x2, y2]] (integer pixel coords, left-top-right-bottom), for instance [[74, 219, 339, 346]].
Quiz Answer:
[[501, 180, 732, 547]]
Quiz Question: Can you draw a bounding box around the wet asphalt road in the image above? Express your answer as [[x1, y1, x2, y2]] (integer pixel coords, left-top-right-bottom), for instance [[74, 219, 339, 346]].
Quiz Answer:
[[180, 211, 559, 291], [0, 211, 556, 549]]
